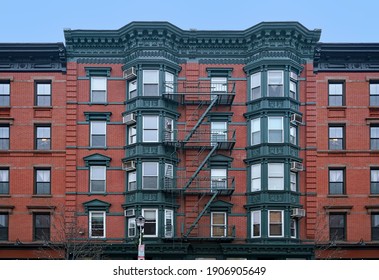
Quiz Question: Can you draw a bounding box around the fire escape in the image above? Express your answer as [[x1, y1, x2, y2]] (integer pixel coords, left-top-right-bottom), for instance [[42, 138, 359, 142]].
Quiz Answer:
[[163, 80, 236, 240]]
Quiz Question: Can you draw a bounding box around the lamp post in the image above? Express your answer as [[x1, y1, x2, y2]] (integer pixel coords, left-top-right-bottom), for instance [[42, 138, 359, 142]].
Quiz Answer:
[[135, 215, 145, 260]]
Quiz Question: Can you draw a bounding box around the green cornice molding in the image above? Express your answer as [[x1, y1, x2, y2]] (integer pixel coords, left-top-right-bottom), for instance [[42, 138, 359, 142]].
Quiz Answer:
[[64, 21, 321, 61]]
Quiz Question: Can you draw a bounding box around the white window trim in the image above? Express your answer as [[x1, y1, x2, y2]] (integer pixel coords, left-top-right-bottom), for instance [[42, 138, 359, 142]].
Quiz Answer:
[[268, 210, 284, 238], [142, 162, 159, 190], [290, 172, 297, 192], [128, 171, 137, 191], [89, 211, 106, 238], [142, 208, 158, 237], [211, 212, 227, 237], [251, 72, 261, 100], [164, 209, 174, 238], [129, 125, 137, 145], [90, 121, 106, 147], [128, 217, 136, 237], [290, 218, 297, 239], [90, 166, 106, 193], [251, 210, 261, 238], [268, 116, 284, 143], [251, 164, 261, 192], [143, 70, 159, 96], [143, 115, 159, 142], [268, 163, 284, 190], [251, 117, 261, 146], [90, 76, 107, 102]]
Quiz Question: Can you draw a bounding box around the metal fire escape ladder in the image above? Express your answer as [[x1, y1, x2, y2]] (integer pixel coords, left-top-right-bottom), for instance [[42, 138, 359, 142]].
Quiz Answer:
[[183, 191, 219, 238], [183, 96, 219, 143], [182, 143, 218, 191]]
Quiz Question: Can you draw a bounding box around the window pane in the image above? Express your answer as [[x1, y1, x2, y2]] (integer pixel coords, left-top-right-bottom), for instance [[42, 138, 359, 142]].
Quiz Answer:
[[37, 84, 51, 95], [91, 77, 106, 90], [0, 84, 10, 94], [91, 166, 105, 180], [329, 83, 343, 95], [143, 116, 158, 129], [211, 77, 227, 92], [269, 211, 283, 236], [143, 162, 158, 176], [91, 122, 106, 134], [268, 71, 283, 84], [90, 212, 105, 237], [0, 214, 8, 240], [329, 127, 343, 138], [34, 214, 50, 241], [143, 70, 159, 83], [37, 127, 50, 138], [251, 164, 261, 192], [252, 211, 261, 237]]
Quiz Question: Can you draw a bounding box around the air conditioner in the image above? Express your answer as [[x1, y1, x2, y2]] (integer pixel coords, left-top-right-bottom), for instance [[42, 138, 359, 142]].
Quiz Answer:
[[291, 208, 306, 218], [123, 67, 137, 80], [290, 162, 304, 172], [122, 113, 136, 125], [124, 209, 135, 217], [122, 161, 136, 171], [290, 113, 303, 125]]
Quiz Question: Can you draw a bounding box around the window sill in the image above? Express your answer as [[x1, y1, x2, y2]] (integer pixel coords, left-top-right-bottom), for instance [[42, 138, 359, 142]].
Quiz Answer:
[[327, 195, 348, 198], [0, 194, 11, 198], [327, 106, 346, 110], [32, 195, 52, 198], [368, 194, 379, 198]]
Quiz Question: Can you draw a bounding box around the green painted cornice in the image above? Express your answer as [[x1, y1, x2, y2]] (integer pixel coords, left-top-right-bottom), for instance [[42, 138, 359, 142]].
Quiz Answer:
[[64, 21, 321, 63]]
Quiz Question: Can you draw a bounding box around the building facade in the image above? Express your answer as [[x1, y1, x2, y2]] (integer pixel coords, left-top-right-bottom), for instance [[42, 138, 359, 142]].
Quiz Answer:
[[0, 22, 378, 259]]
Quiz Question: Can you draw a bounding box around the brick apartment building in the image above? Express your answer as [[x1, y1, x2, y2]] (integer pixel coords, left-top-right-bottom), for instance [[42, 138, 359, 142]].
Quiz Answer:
[[0, 22, 378, 259]]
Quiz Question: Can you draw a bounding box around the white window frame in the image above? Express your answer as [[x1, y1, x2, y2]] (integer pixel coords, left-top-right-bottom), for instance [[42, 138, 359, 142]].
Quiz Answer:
[[290, 172, 297, 192], [142, 162, 159, 190], [164, 117, 174, 142], [290, 126, 297, 145], [211, 77, 227, 93], [129, 125, 137, 145], [251, 117, 261, 146], [0, 82, 10, 106], [90, 76, 107, 103], [251, 210, 261, 238], [90, 166, 106, 193], [211, 212, 227, 237], [211, 121, 227, 145], [267, 70, 284, 97], [143, 115, 159, 142], [164, 209, 174, 238], [211, 168, 227, 190], [128, 217, 136, 237], [128, 79, 137, 99], [36, 82, 51, 106], [268, 117, 283, 143], [165, 71, 174, 94], [251, 164, 261, 192], [128, 171, 137, 191], [142, 209, 158, 237], [143, 70, 159, 96], [268, 210, 284, 237], [290, 218, 297, 238], [89, 211, 106, 238], [251, 72, 261, 100], [268, 163, 284, 190], [90, 121, 106, 147]]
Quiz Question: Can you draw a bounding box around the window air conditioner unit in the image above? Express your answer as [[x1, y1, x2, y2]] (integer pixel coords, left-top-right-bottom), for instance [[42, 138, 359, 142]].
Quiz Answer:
[[291, 208, 306, 218], [123, 67, 137, 80], [290, 113, 303, 125], [122, 161, 136, 171], [290, 162, 304, 172], [122, 113, 136, 125], [124, 209, 135, 217]]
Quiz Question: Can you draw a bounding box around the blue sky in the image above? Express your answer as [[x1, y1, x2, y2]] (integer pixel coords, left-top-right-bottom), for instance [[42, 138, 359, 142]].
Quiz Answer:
[[1, 0, 378, 43]]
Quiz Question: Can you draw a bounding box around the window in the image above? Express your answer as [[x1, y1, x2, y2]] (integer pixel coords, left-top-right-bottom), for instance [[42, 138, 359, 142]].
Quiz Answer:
[[290, 126, 297, 145], [268, 117, 283, 143], [142, 162, 158, 189], [251, 118, 261, 145], [211, 122, 227, 144], [128, 79, 137, 99], [370, 169, 379, 194], [0, 125, 9, 150], [90, 121, 106, 147], [251, 164, 261, 192], [34, 213, 50, 241], [164, 163, 174, 189], [164, 117, 174, 142], [143, 116, 159, 142], [211, 212, 226, 237], [290, 218, 297, 238], [290, 172, 297, 192], [251, 210, 261, 238], [0, 82, 10, 106], [328, 82, 344, 106], [165, 72, 174, 94], [372, 214, 379, 241], [329, 126, 344, 150], [268, 210, 283, 237], [142, 209, 158, 237], [35, 82, 51, 106], [370, 126, 379, 150], [0, 169, 9, 194], [289, 72, 298, 99], [211, 77, 227, 93], [89, 211, 105, 238], [251, 72, 261, 100], [211, 169, 227, 190], [128, 171, 136, 191], [129, 125, 137, 144], [370, 82, 379, 106], [329, 213, 346, 241], [143, 70, 159, 96], [268, 163, 284, 190], [36, 125, 51, 150], [91, 77, 107, 103], [90, 166, 106, 193], [128, 218, 136, 237], [164, 209, 174, 238], [0, 213, 8, 240], [267, 71, 284, 97], [329, 169, 345, 195], [35, 169, 51, 195]]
